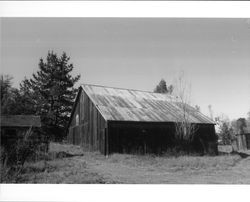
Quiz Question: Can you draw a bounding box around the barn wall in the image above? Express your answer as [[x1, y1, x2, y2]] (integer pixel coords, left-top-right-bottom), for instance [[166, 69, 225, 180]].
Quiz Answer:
[[68, 90, 106, 153], [193, 124, 218, 155], [108, 121, 217, 155]]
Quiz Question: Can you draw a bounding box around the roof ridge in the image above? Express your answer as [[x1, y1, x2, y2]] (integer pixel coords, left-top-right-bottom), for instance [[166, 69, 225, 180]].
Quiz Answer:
[[81, 83, 174, 97]]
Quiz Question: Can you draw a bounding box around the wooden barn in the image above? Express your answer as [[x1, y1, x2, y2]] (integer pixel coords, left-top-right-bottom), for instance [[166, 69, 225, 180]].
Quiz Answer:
[[67, 84, 217, 155]]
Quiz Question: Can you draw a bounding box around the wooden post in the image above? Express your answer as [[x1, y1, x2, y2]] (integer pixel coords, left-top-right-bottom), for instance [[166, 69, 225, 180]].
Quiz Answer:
[[105, 122, 109, 158], [104, 128, 107, 156], [242, 134, 247, 151]]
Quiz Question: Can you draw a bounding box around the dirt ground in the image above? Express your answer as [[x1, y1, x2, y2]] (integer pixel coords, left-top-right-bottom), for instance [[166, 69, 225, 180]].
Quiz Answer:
[[11, 143, 250, 184]]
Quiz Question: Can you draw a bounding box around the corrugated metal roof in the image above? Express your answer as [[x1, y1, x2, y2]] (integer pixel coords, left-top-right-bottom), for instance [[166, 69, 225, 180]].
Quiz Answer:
[[82, 84, 214, 124], [1, 115, 41, 127]]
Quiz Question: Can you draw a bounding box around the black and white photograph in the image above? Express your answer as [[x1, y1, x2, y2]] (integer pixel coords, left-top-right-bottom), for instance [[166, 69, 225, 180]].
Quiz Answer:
[[1, 17, 250, 185], [1, 6, 250, 202]]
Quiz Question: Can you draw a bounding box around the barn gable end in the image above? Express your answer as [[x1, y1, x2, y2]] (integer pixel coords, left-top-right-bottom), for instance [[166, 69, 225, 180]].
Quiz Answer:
[[67, 87, 107, 154]]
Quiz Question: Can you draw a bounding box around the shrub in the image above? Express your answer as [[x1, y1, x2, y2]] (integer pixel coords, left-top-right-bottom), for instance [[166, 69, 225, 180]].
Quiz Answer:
[[0, 127, 48, 182]]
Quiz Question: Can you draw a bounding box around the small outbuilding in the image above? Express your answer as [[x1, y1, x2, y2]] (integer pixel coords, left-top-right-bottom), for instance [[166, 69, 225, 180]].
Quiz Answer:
[[236, 128, 250, 151], [67, 84, 217, 155], [1, 115, 41, 146]]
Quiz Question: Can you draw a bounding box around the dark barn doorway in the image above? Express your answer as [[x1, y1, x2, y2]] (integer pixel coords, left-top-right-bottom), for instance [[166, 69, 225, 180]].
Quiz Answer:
[[107, 121, 218, 155], [108, 121, 176, 154]]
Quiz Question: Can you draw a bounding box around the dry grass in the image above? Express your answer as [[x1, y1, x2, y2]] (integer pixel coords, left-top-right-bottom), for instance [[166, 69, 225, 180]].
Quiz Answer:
[[107, 153, 241, 172], [1, 142, 113, 184], [17, 157, 113, 184], [3, 142, 250, 184], [49, 142, 84, 156]]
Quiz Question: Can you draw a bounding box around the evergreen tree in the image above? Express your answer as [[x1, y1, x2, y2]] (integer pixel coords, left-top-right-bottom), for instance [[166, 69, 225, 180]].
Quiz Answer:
[[0, 74, 17, 115], [154, 79, 173, 94], [22, 51, 80, 140], [220, 122, 232, 145], [0, 75, 13, 105], [12, 80, 37, 115]]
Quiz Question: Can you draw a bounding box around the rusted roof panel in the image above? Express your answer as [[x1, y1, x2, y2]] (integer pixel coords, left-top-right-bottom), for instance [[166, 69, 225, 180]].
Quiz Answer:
[[1, 115, 41, 127], [82, 84, 214, 124]]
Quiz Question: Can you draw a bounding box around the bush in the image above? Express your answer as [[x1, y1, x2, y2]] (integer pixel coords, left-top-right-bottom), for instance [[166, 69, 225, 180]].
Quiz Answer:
[[0, 127, 49, 182]]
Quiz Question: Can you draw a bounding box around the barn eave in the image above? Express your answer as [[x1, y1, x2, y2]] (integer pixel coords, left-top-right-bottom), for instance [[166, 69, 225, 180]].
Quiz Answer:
[[81, 84, 110, 122]]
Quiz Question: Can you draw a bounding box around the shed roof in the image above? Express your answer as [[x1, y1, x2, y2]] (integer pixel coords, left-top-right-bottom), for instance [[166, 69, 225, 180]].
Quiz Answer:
[[1, 115, 41, 127], [81, 84, 214, 124]]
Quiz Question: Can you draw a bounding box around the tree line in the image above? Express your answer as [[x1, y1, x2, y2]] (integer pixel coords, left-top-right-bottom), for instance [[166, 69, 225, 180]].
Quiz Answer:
[[1, 54, 175, 141], [216, 115, 250, 145], [1, 51, 80, 141]]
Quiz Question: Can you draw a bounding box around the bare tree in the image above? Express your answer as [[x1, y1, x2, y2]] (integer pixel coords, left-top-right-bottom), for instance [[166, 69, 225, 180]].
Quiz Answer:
[[247, 111, 250, 130], [208, 105, 214, 120], [172, 72, 198, 149]]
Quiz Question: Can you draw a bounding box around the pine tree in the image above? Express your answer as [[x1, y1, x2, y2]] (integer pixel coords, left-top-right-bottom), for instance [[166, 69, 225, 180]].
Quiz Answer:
[[220, 122, 232, 145], [22, 51, 80, 140], [0, 75, 13, 106], [0, 74, 21, 115], [154, 79, 173, 94]]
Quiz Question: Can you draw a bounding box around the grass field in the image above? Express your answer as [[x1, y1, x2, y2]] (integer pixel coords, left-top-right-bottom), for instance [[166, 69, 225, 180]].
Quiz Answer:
[[3, 142, 250, 184]]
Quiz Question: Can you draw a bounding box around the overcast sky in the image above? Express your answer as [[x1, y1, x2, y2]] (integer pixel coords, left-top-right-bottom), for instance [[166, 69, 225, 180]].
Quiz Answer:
[[1, 18, 250, 120]]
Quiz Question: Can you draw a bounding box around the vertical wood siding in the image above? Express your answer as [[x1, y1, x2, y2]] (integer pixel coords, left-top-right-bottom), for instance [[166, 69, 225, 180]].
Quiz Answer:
[[68, 90, 106, 154]]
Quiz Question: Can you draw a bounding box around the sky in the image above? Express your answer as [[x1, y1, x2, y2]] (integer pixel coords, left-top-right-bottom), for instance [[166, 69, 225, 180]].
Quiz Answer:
[[1, 18, 250, 120]]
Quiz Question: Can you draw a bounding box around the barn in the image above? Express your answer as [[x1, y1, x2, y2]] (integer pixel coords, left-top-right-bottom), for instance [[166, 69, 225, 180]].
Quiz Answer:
[[67, 84, 217, 155]]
